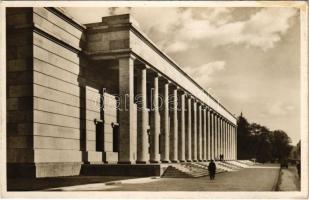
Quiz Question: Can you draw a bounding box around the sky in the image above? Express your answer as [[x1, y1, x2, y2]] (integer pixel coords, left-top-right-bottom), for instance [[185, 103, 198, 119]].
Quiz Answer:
[[64, 7, 301, 145]]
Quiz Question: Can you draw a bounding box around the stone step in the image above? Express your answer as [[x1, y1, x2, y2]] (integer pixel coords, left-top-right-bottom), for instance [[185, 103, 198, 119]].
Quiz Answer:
[[226, 161, 250, 168], [162, 162, 226, 178], [216, 162, 241, 171]]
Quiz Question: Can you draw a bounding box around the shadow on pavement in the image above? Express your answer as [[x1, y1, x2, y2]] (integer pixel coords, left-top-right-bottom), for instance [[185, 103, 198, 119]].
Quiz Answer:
[[7, 176, 136, 191]]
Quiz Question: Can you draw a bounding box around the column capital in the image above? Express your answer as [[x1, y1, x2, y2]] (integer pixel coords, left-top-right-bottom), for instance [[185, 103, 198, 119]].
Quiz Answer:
[[196, 100, 204, 106], [135, 62, 150, 70], [202, 105, 207, 111], [147, 68, 162, 79], [187, 94, 194, 99], [191, 97, 198, 103], [159, 77, 171, 84], [169, 82, 179, 90], [178, 89, 187, 96]]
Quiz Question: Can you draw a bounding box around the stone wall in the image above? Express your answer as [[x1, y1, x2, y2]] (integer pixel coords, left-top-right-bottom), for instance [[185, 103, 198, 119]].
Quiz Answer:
[[7, 8, 36, 177], [6, 7, 110, 177]]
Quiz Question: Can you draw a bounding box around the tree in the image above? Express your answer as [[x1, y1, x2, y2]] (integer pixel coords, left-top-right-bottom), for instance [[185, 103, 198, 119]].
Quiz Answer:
[[255, 131, 273, 163], [236, 113, 293, 163], [296, 140, 301, 160], [270, 130, 293, 161], [237, 113, 254, 159]]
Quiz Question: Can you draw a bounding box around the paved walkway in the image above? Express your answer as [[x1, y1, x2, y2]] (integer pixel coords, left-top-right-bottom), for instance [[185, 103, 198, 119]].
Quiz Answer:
[[45, 164, 280, 191], [7, 176, 136, 191], [278, 166, 300, 191]]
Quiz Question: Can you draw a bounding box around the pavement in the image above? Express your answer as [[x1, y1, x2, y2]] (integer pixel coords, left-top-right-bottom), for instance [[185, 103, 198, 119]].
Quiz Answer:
[[277, 166, 300, 191], [7, 176, 136, 191], [37, 163, 281, 191]]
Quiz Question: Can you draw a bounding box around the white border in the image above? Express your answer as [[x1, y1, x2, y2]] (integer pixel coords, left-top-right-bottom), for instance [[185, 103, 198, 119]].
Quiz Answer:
[[0, 2, 7, 199], [0, 1, 308, 199]]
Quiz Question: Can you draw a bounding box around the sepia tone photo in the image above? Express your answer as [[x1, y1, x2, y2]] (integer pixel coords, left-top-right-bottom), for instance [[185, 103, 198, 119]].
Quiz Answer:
[[0, 1, 308, 199]]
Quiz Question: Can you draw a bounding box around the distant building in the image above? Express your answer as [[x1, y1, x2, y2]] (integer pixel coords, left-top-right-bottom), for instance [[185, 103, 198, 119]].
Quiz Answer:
[[6, 8, 237, 177]]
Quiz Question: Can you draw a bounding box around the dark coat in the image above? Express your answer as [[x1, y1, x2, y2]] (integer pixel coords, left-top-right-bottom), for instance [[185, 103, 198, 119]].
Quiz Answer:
[[208, 162, 216, 173]]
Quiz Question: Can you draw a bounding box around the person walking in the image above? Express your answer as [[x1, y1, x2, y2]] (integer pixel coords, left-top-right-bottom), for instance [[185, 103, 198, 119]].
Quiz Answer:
[[208, 159, 216, 180]]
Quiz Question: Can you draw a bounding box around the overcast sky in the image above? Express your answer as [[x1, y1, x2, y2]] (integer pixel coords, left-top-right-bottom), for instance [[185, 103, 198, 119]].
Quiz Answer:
[[64, 7, 300, 145]]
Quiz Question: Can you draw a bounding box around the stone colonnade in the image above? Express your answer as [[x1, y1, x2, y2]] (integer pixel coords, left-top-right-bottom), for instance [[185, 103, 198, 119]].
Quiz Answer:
[[118, 56, 237, 164]]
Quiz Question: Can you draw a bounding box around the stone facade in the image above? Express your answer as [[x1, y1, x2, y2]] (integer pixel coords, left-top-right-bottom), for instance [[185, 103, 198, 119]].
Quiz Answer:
[[6, 8, 238, 178]]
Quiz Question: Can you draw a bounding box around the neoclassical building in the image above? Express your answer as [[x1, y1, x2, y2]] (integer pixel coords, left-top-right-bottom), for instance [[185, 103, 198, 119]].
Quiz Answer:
[[6, 7, 237, 177]]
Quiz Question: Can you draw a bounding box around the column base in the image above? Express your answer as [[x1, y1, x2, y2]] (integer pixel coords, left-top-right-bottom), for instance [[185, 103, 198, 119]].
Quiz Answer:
[[186, 160, 192, 162], [136, 161, 148, 164], [192, 160, 198, 162], [179, 160, 186, 162], [171, 160, 179, 163], [161, 160, 170, 163], [118, 161, 135, 164], [150, 160, 160, 164]]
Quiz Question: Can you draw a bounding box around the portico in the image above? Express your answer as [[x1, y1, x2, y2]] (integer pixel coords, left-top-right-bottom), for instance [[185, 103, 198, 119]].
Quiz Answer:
[[84, 14, 238, 165]]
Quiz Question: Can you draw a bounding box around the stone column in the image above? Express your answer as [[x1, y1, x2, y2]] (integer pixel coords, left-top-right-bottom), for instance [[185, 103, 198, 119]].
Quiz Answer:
[[192, 100, 198, 161], [228, 123, 232, 160], [207, 109, 211, 160], [233, 126, 236, 160], [232, 124, 234, 160], [178, 91, 186, 162], [226, 121, 229, 160], [170, 86, 178, 162], [220, 117, 224, 157], [217, 115, 221, 159], [160, 80, 170, 163], [218, 115, 221, 159], [197, 103, 203, 161], [217, 116, 220, 159], [221, 118, 224, 160], [230, 124, 233, 160], [214, 113, 217, 160], [235, 125, 237, 160], [222, 119, 226, 160], [185, 96, 192, 162], [211, 111, 215, 160], [233, 125, 236, 160], [231, 124, 234, 160], [136, 66, 149, 163], [150, 75, 160, 163], [118, 56, 136, 164], [203, 107, 207, 161], [226, 123, 229, 160]]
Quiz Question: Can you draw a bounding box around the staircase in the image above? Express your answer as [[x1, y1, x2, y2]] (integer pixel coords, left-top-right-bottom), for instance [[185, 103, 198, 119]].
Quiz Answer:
[[162, 161, 226, 178], [161, 160, 255, 178], [237, 160, 255, 166], [162, 164, 208, 178], [226, 160, 252, 168], [216, 162, 236, 171], [197, 162, 227, 173]]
